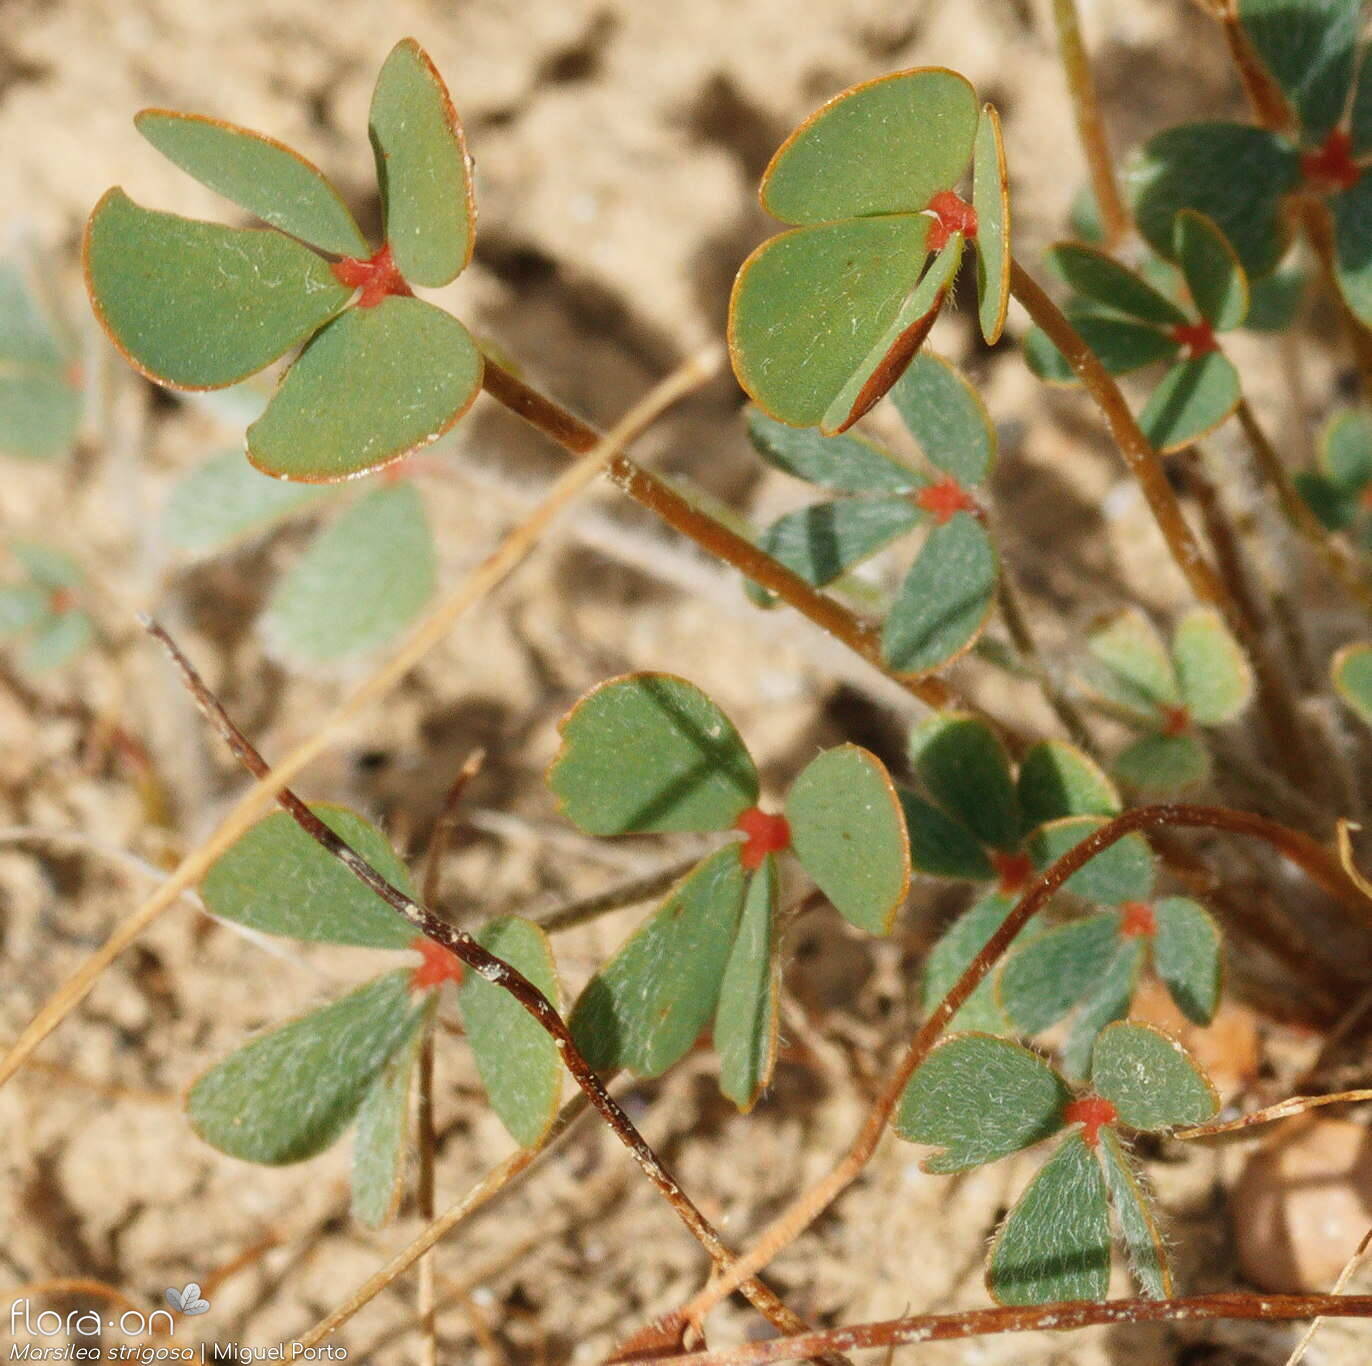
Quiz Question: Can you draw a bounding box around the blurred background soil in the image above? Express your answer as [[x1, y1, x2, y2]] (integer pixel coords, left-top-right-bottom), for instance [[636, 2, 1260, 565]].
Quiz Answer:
[[0, 0, 1369, 1362]]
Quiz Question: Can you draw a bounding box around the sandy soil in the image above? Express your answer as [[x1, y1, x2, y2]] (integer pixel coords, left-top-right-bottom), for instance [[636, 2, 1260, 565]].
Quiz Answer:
[[1, 1, 1370, 1363]]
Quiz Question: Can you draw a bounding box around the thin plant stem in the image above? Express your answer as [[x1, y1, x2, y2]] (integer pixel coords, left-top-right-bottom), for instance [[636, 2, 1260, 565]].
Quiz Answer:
[[479, 357, 1012, 735], [416, 1033, 438, 1366], [1176, 1087, 1372, 1139], [0, 352, 719, 1095], [1009, 258, 1320, 790], [422, 747, 486, 909], [651, 802, 1372, 1334], [1051, 0, 1130, 246], [1283, 1226, 1372, 1366], [994, 565, 1096, 752], [536, 854, 704, 934], [146, 622, 840, 1360], [1291, 198, 1372, 399], [1234, 396, 1372, 615], [1210, 0, 1295, 131], [634, 1294, 1372, 1366]]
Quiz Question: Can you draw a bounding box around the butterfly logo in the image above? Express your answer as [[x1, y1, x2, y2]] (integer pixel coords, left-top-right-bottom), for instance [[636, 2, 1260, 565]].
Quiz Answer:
[[164, 1283, 210, 1316]]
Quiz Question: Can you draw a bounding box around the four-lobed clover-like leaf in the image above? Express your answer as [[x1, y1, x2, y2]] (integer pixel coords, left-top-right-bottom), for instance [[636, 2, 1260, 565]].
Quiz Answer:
[[85, 38, 483, 482], [0, 542, 94, 676], [745, 351, 1001, 677], [0, 261, 83, 461], [1084, 606, 1252, 792], [897, 1023, 1218, 1305], [729, 71, 1010, 435], [550, 673, 910, 1102], [1128, 0, 1372, 325], [1025, 211, 1249, 452]]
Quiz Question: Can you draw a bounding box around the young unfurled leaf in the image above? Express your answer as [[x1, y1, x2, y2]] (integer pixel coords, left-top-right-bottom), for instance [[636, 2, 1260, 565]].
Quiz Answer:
[[1000, 913, 1123, 1036], [895, 1033, 1070, 1173], [972, 103, 1011, 344], [458, 917, 562, 1147], [351, 1003, 428, 1227], [987, 1133, 1112, 1305], [0, 263, 81, 461], [135, 110, 370, 258], [1087, 608, 1181, 711], [1045, 243, 1188, 328], [1090, 1021, 1219, 1132], [1333, 641, 1372, 726], [570, 846, 746, 1077], [1152, 896, 1222, 1024], [758, 497, 922, 587], [1028, 816, 1155, 906], [247, 297, 482, 481], [84, 190, 351, 389], [1127, 123, 1300, 278], [188, 970, 426, 1164], [1016, 741, 1121, 829], [891, 351, 997, 487], [260, 481, 436, 664], [1112, 731, 1211, 792], [1060, 939, 1143, 1081], [1138, 352, 1242, 453], [714, 855, 780, 1111], [1173, 607, 1252, 724], [909, 713, 1019, 852], [161, 450, 333, 555], [882, 512, 997, 676], [921, 892, 1019, 1033], [900, 790, 994, 881], [1237, 0, 1360, 145], [369, 39, 476, 288], [200, 804, 417, 948], [549, 673, 758, 835], [745, 409, 921, 493], [1173, 210, 1248, 332], [1099, 1128, 1171, 1298], [786, 744, 911, 935]]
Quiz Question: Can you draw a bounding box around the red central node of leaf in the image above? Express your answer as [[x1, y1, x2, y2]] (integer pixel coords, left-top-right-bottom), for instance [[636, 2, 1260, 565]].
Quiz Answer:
[[410, 934, 463, 990], [1063, 1094, 1118, 1148], [48, 588, 76, 615], [991, 850, 1033, 896], [1120, 900, 1157, 938], [735, 806, 791, 871], [926, 190, 978, 251], [1161, 704, 1192, 737], [1301, 128, 1362, 193], [331, 243, 413, 308], [1171, 321, 1218, 358], [915, 476, 979, 525]]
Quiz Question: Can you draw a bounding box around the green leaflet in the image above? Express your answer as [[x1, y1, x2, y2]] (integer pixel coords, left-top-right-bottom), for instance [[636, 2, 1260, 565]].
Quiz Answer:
[[1099, 1127, 1172, 1298], [1060, 938, 1143, 1081], [187, 970, 426, 1165], [1024, 311, 1179, 383], [1087, 608, 1180, 710], [1138, 353, 1242, 453], [1028, 816, 1155, 906], [1091, 1021, 1219, 1132], [161, 450, 332, 555], [370, 39, 476, 288], [260, 481, 436, 664], [909, 712, 1019, 852], [921, 892, 1019, 1033], [458, 918, 562, 1147], [1333, 641, 1372, 727], [758, 497, 922, 587], [549, 673, 758, 835], [881, 512, 997, 676], [987, 1134, 1112, 1305], [200, 804, 417, 949], [1173, 607, 1253, 725], [786, 744, 910, 935], [351, 1003, 428, 1227], [84, 189, 351, 389], [1152, 897, 1222, 1025], [895, 1033, 1070, 1173], [900, 790, 993, 881], [569, 846, 747, 1077], [745, 409, 922, 493], [890, 350, 997, 486], [972, 102, 1011, 344], [714, 855, 780, 1111], [135, 110, 369, 257], [246, 296, 482, 481], [1016, 741, 1121, 829], [999, 913, 1122, 1036], [1112, 731, 1211, 793], [1173, 210, 1248, 332], [1045, 243, 1188, 327]]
